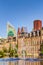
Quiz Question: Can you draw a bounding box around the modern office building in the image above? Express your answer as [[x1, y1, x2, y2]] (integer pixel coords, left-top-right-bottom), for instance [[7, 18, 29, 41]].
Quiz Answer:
[[7, 22, 17, 42]]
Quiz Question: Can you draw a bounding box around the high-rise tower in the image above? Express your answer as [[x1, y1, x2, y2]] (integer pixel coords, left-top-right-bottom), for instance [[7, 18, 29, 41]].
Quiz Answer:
[[7, 22, 17, 40]]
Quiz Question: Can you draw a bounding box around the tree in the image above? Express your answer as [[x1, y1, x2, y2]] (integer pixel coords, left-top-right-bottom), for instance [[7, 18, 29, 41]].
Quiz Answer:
[[3, 47, 8, 53], [14, 43, 18, 57], [9, 49, 14, 57], [40, 42, 43, 54], [0, 51, 5, 58]]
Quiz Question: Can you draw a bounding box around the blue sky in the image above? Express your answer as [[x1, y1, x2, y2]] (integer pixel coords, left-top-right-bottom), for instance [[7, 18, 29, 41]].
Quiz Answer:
[[0, 0, 43, 38]]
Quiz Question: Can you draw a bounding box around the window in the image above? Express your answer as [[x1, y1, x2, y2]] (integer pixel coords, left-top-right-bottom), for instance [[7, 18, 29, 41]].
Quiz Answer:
[[13, 37, 16, 41]]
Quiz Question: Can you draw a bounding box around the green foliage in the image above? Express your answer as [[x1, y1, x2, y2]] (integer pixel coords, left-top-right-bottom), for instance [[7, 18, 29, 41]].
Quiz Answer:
[[16, 43, 18, 49], [9, 43, 12, 53], [9, 49, 14, 57], [9, 43, 18, 57], [3, 47, 8, 53], [40, 42, 43, 54], [14, 43, 18, 57], [0, 43, 18, 58], [40, 43, 43, 54], [14, 54, 18, 57], [9, 44, 14, 57], [0, 51, 5, 58]]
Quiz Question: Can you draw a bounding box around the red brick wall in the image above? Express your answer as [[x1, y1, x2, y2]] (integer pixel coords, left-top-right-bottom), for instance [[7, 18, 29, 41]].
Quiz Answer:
[[34, 20, 42, 31]]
